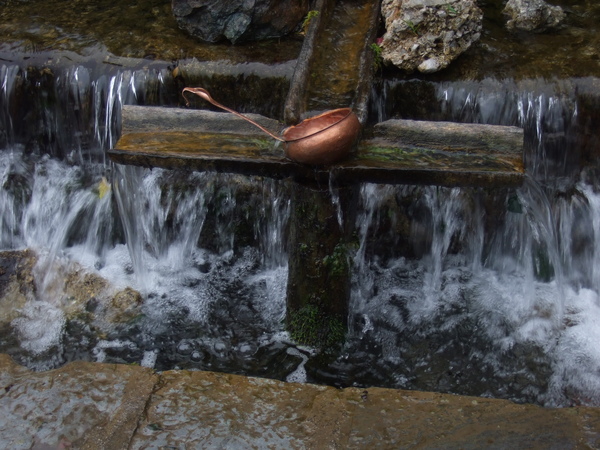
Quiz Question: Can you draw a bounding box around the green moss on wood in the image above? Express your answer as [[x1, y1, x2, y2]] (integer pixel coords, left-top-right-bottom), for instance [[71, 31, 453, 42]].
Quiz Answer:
[[322, 243, 349, 278], [288, 304, 345, 349]]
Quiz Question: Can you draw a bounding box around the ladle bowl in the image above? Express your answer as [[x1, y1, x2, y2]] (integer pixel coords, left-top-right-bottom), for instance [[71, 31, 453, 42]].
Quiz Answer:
[[183, 87, 360, 165]]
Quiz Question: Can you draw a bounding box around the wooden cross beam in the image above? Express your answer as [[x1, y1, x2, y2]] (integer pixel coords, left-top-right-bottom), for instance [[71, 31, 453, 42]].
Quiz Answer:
[[107, 0, 524, 347], [109, 105, 524, 188]]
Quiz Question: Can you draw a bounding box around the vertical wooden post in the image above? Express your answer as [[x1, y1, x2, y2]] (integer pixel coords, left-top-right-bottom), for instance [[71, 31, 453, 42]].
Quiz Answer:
[[285, 180, 357, 348]]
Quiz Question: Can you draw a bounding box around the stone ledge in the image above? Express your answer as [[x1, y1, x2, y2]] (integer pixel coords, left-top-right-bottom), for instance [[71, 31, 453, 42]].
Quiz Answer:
[[1, 354, 599, 448]]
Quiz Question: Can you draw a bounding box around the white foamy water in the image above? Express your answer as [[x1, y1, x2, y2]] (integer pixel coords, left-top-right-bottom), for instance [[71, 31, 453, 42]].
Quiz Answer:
[[11, 301, 65, 356], [349, 180, 600, 406], [2, 62, 600, 406], [7, 164, 291, 365]]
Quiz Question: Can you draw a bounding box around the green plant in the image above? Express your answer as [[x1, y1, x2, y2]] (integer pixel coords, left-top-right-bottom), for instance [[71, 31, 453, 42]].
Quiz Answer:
[[322, 243, 349, 277], [288, 304, 345, 348], [370, 42, 383, 71], [298, 243, 309, 256], [95, 176, 111, 199], [302, 10, 319, 34], [444, 3, 459, 16], [404, 19, 420, 36]]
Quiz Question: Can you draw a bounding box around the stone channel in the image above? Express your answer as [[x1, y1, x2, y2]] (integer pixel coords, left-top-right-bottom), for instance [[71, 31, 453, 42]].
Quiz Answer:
[[2, 0, 600, 445]]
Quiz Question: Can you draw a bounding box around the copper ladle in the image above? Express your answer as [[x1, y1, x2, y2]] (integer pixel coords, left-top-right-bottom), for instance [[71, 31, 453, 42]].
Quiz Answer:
[[182, 87, 360, 165]]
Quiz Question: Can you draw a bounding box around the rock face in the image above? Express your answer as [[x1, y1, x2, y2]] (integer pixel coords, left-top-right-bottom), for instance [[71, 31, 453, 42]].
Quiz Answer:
[[380, 0, 483, 73], [171, 0, 309, 44], [503, 0, 566, 32], [0, 250, 145, 368]]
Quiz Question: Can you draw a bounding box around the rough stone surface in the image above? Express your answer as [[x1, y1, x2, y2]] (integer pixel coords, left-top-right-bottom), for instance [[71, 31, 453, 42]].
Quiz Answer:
[[504, 0, 566, 32], [1, 353, 600, 448], [380, 0, 483, 73], [171, 0, 309, 44], [0, 354, 157, 449], [0, 250, 35, 328], [0, 250, 145, 362]]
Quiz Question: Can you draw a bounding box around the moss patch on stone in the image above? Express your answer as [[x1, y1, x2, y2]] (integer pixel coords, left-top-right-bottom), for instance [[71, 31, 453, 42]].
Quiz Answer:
[[287, 304, 345, 349]]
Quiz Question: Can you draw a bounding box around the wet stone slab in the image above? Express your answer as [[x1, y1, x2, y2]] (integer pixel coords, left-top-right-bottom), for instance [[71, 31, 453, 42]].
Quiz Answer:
[[0, 354, 158, 449], [1, 354, 600, 449]]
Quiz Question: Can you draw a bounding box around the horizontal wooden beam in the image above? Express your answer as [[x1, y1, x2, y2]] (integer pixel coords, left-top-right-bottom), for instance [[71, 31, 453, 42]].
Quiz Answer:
[[109, 106, 524, 188]]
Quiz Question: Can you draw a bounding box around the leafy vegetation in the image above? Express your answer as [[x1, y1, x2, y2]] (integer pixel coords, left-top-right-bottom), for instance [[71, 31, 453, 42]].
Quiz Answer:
[[404, 19, 420, 36], [302, 10, 319, 34], [444, 3, 459, 17], [370, 42, 383, 71]]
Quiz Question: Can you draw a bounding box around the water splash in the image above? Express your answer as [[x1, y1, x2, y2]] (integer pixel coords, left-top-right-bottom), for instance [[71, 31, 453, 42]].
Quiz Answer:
[[3, 57, 600, 405], [112, 165, 211, 289], [0, 62, 171, 161], [0, 65, 19, 148], [375, 77, 584, 184], [253, 178, 291, 269], [342, 168, 600, 405], [420, 187, 481, 306]]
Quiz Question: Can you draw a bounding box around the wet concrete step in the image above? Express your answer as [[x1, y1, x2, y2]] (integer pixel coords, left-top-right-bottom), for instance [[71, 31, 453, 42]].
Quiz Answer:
[[109, 105, 524, 188], [1, 354, 599, 448]]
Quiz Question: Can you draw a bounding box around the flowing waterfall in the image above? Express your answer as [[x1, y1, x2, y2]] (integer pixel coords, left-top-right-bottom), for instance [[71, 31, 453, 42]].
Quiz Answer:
[[0, 62, 291, 372], [344, 180, 583, 405], [340, 77, 600, 406], [2, 58, 600, 406]]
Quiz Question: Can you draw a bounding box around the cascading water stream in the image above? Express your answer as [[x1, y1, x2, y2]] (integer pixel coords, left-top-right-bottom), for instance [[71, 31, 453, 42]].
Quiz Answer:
[[0, 61, 292, 372], [338, 76, 600, 406], [340, 179, 574, 405], [2, 56, 600, 406]]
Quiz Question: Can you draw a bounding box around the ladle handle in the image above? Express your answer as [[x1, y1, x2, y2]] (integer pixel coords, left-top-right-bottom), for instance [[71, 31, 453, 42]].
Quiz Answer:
[[182, 87, 285, 142]]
